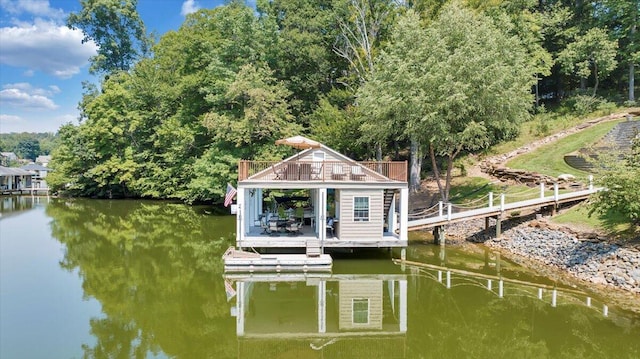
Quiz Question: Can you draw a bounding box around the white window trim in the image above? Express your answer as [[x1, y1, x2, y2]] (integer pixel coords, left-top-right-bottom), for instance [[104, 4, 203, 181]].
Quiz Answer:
[[352, 298, 370, 325], [353, 196, 370, 222]]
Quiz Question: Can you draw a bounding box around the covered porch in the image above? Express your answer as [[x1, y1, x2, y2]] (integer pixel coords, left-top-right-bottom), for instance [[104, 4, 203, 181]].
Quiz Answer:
[[236, 183, 408, 250]]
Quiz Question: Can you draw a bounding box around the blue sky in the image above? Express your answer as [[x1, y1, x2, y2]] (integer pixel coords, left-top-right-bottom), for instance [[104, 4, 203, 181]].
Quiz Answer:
[[0, 0, 229, 134]]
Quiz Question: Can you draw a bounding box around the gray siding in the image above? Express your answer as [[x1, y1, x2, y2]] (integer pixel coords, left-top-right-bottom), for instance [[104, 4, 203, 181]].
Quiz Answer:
[[337, 189, 383, 240], [338, 280, 383, 330]]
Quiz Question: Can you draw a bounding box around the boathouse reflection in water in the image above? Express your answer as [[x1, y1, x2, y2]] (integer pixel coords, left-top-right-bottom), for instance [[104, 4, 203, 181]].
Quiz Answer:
[[226, 273, 407, 357]]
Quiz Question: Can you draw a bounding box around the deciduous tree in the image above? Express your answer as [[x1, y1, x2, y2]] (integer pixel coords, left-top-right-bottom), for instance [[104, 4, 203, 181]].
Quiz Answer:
[[67, 0, 150, 74]]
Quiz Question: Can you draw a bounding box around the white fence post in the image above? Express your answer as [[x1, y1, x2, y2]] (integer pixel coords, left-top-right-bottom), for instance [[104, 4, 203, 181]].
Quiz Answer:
[[438, 201, 443, 217], [447, 203, 452, 221], [489, 192, 494, 208], [500, 193, 505, 212], [540, 182, 545, 198], [588, 175, 593, 191], [554, 182, 559, 202]]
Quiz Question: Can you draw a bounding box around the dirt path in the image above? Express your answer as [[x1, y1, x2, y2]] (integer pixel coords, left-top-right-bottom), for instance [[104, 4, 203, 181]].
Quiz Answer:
[[409, 108, 640, 210]]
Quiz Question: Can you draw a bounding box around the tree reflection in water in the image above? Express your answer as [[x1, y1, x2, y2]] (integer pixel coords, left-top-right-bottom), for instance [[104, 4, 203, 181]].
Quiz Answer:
[[45, 198, 640, 359], [47, 199, 236, 359]]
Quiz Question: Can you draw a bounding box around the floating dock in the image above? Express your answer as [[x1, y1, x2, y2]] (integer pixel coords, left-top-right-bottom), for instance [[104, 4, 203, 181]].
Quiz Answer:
[[223, 247, 332, 273]]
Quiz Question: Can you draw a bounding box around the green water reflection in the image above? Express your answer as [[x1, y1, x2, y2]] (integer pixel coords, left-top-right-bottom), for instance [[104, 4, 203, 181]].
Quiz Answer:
[[0, 197, 638, 359]]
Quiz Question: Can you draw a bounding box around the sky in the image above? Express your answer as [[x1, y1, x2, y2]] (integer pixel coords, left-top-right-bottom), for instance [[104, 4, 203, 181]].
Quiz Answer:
[[0, 0, 230, 134]]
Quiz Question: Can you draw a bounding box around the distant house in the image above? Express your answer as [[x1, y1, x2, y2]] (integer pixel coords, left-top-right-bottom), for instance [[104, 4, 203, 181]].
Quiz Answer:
[[0, 166, 33, 191], [1, 152, 18, 166], [36, 155, 52, 166], [235, 136, 408, 255], [21, 163, 52, 188]]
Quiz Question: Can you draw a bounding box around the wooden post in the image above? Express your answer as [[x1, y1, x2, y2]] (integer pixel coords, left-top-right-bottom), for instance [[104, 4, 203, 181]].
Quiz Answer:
[[489, 192, 494, 208], [438, 201, 443, 217], [485, 217, 490, 231], [540, 182, 545, 198], [433, 225, 446, 245], [495, 214, 502, 237]]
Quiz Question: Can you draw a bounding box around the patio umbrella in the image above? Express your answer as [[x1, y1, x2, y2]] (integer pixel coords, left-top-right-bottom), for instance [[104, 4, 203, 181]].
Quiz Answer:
[[275, 135, 321, 149]]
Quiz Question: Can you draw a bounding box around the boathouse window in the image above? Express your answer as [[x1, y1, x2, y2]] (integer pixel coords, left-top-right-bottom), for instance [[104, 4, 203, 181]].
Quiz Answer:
[[353, 197, 369, 221], [352, 298, 369, 324]]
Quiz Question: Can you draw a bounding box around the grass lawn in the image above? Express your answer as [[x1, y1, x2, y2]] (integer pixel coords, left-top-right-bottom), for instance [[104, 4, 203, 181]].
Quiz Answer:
[[487, 106, 624, 156], [552, 202, 637, 239], [505, 120, 621, 180], [448, 177, 560, 205]]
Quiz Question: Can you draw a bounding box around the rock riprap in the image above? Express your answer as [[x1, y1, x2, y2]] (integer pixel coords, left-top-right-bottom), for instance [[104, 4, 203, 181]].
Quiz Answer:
[[486, 225, 640, 294]]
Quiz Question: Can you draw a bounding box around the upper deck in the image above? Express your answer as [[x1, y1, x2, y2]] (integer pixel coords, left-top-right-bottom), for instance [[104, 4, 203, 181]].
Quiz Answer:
[[238, 160, 407, 183]]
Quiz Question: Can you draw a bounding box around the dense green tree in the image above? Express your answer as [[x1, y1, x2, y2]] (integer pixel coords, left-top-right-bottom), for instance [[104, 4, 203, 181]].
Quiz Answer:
[[257, 0, 348, 118], [589, 135, 640, 225], [15, 138, 41, 161], [558, 27, 618, 96], [359, 3, 534, 198], [0, 133, 56, 159], [67, 0, 150, 74], [594, 0, 639, 102]]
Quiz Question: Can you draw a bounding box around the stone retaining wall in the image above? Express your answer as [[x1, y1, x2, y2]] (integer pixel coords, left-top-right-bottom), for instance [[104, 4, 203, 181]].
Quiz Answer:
[[485, 220, 640, 294]]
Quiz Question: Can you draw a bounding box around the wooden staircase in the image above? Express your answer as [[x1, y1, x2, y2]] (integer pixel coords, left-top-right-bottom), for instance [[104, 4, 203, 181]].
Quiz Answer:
[[383, 189, 395, 225], [306, 239, 321, 257]]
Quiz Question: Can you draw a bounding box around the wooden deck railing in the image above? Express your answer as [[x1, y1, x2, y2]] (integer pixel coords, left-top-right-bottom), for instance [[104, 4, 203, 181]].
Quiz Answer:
[[239, 160, 407, 182]]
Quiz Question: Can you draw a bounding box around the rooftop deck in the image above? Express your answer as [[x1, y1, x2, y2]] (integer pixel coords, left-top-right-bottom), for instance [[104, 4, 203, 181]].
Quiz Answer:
[[239, 160, 407, 183]]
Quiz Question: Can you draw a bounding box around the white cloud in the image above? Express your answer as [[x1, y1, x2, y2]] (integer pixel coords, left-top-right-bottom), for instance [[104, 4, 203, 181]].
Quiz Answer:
[[3, 82, 60, 97], [0, 0, 65, 20], [0, 19, 97, 79], [0, 113, 22, 123], [181, 0, 200, 16], [0, 87, 58, 110]]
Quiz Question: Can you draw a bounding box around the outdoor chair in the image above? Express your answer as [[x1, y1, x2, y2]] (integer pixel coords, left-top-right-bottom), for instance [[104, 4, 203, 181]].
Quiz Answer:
[[260, 216, 269, 234], [310, 162, 323, 180], [332, 164, 346, 180], [326, 217, 334, 237], [286, 222, 302, 235], [350, 165, 366, 180], [272, 165, 286, 180], [268, 220, 280, 236]]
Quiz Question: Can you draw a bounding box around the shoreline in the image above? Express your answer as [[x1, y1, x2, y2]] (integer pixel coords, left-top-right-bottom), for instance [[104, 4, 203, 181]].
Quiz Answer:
[[433, 215, 640, 313]]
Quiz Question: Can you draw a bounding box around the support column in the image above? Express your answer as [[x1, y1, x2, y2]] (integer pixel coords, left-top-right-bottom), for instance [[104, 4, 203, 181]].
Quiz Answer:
[[400, 188, 409, 243], [236, 281, 245, 336], [236, 189, 245, 248], [553, 182, 559, 216], [319, 188, 327, 248], [399, 280, 407, 333], [318, 280, 326, 333], [495, 214, 502, 237]]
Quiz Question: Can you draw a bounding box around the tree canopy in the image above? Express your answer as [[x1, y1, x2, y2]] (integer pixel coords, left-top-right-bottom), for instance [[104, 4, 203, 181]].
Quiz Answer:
[[50, 0, 639, 206]]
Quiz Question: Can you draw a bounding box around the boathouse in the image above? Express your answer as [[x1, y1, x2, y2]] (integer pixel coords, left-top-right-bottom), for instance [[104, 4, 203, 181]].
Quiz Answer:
[[235, 136, 408, 254], [226, 271, 407, 355], [0, 166, 33, 193]]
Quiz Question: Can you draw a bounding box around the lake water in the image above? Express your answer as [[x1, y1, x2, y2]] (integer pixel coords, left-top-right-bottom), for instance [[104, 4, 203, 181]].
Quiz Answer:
[[1, 197, 639, 359]]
